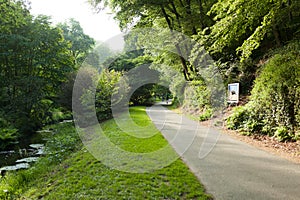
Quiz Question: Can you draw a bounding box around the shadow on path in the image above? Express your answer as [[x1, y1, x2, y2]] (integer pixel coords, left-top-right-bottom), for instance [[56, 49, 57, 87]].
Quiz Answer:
[[147, 105, 300, 200]]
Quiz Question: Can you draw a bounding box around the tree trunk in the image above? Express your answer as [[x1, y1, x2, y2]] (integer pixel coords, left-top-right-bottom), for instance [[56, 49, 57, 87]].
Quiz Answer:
[[184, 0, 197, 35], [161, 5, 190, 81], [273, 25, 282, 46], [287, 0, 293, 21]]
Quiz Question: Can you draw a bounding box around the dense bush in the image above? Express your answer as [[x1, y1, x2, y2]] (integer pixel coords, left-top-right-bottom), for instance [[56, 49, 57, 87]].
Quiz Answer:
[[226, 106, 251, 130], [0, 118, 19, 150], [227, 42, 300, 141], [226, 105, 263, 136], [182, 80, 213, 119], [199, 107, 213, 121], [95, 69, 124, 121]]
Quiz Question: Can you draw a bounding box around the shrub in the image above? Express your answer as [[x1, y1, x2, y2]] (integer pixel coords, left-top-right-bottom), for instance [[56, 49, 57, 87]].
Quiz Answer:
[[182, 80, 211, 116], [130, 84, 154, 106], [226, 106, 250, 130], [51, 107, 72, 123], [227, 41, 300, 141], [274, 126, 292, 142], [240, 118, 263, 135], [0, 117, 19, 150], [77, 68, 127, 126], [95, 69, 124, 121], [199, 108, 213, 121], [249, 41, 300, 140]]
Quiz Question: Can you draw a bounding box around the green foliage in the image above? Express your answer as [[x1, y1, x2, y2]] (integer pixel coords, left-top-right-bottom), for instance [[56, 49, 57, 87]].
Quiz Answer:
[[0, 1, 95, 136], [199, 107, 213, 121], [45, 123, 81, 163], [91, 0, 217, 82], [181, 80, 214, 119], [107, 49, 151, 72], [58, 72, 77, 111], [130, 84, 155, 106], [0, 116, 19, 150], [204, 0, 300, 61], [0, 128, 19, 150], [240, 118, 263, 135], [57, 18, 95, 66], [226, 106, 250, 130], [0, 6, 73, 132], [274, 126, 291, 142], [250, 42, 300, 139], [227, 41, 300, 141], [216, 59, 256, 95], [0, 128, 18, 141], [0, 0, 29, 32], [51, 108, 72, 123], [95, 69, 124, 121], [226, 105, 263, 135]]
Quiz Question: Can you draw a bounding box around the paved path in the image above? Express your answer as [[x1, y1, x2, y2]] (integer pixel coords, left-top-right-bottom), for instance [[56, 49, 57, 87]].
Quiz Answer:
[[146, 105, 300, 200]]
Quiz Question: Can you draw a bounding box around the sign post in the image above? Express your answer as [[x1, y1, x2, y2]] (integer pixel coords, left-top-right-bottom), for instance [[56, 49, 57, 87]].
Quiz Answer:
[[227, 83, 239, 105]]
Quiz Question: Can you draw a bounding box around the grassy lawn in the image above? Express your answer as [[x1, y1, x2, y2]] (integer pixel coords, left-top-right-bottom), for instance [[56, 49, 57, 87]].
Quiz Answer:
[[0, 107, 212, 199]]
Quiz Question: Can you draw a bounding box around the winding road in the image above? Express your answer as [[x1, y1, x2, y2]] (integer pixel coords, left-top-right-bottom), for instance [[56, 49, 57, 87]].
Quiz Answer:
[[146, 105, 300, 200]]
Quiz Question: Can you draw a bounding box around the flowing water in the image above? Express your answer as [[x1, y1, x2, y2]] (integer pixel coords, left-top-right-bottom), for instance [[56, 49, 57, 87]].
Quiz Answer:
[[0, 130, 50, 171]]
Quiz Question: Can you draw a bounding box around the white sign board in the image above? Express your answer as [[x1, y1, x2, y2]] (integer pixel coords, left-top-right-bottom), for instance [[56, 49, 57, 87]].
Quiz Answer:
[[228, 83, 239, 104]]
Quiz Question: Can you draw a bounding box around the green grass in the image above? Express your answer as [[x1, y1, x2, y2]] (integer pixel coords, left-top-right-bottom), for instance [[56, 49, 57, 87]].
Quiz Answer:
[[99, 106, 168, 153], [0, 106, 212, 200]]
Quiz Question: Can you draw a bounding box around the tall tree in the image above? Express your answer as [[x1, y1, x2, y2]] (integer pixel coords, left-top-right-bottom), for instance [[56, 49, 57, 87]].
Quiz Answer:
[[58, 19, 95, 66], [89, 0, 216, 80], [0, 0, 75, 132]]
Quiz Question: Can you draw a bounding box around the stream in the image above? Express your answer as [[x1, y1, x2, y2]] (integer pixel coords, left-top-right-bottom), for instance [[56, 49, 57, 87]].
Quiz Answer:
[[0, 130, 50, 171]]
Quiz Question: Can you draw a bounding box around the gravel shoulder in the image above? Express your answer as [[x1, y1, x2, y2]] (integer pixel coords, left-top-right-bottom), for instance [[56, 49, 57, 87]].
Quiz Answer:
[[220, 128, 300, 164]]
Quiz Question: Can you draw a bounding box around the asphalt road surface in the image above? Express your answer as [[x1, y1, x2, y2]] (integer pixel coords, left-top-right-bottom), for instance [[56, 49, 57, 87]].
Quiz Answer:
[[146, 105, 300, 200]]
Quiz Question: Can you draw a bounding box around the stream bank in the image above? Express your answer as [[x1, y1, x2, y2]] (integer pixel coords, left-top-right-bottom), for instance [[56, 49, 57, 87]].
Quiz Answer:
[[0, 130, 51, 171]]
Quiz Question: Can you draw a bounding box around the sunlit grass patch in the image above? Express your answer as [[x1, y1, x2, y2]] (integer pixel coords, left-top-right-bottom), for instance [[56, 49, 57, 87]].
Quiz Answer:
[[1, 106, 212, 199]]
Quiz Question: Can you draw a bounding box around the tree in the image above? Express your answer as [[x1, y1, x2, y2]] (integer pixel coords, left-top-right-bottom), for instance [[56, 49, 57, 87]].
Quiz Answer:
[[0, 0, 75, 133], [58, 18, 95, 66], [89, 0, 216, 81], [203, 0, 300, 62], [0, 0, 29, 32]]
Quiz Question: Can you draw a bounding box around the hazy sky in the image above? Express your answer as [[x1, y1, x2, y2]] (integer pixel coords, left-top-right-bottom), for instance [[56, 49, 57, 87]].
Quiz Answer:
[[29, 0, 122, 42]]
